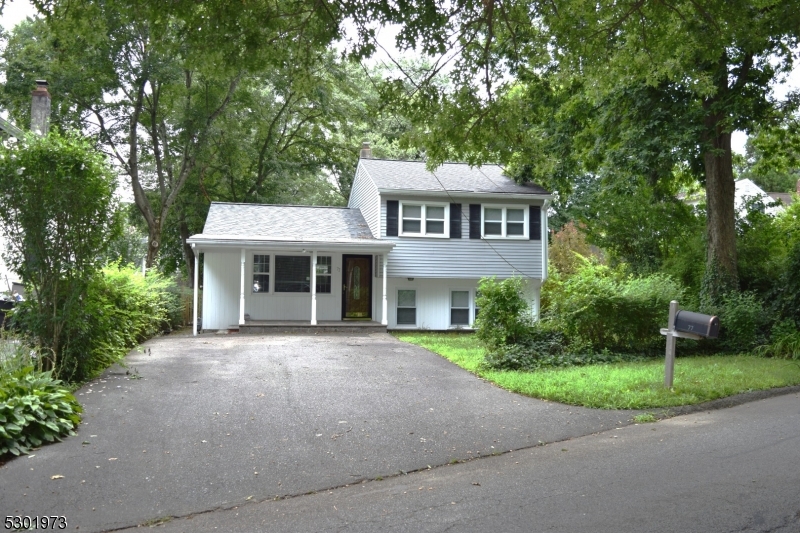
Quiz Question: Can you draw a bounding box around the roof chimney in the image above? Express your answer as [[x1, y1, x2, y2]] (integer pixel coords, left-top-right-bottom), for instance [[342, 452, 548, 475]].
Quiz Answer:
[[360, 141, 372, 159], [31, 80, 51, 136]]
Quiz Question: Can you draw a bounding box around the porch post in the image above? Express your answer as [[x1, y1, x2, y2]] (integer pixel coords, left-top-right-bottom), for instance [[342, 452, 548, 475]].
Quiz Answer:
[[193, 246, 199, 336], [381, 253, 388, 326], [239, 248, 245, 325], [311, 251, 317, 325]]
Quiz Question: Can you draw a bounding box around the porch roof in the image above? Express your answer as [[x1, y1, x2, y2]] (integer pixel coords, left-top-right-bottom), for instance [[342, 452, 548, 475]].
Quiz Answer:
[[187, 202, 395, 252]]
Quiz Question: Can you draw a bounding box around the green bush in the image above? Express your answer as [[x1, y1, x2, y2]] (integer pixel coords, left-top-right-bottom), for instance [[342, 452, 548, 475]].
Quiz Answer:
[[755, 320, 800, 360], [0, 340, 82, 456], [703, 291, 768, 353], [545, 259, 683, 352], [481, 323, 646, 371], [12, 264, 185, 382], [473, 277, 533, 350]]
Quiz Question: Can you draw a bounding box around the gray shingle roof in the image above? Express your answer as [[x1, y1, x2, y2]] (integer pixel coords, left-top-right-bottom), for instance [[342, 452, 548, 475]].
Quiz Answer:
[[200, 203, 378, 242], [359, 159, 549, 195]]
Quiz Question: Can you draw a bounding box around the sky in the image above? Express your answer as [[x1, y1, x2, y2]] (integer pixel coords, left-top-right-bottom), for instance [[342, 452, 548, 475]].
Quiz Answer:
[[3, 0, 799, 156]]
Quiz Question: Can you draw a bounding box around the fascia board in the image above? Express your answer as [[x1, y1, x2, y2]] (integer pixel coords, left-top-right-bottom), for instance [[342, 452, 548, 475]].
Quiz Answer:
[[187, 237, 396, 253], [377, 188, 553, 201]]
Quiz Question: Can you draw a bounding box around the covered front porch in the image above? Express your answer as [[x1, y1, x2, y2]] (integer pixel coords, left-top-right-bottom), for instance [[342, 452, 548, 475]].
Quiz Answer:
[[189, 241, 396, 334]]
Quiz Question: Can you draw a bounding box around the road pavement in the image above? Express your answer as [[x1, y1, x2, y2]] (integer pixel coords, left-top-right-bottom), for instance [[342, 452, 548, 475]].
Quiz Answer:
[[122, 391, 800, 533], [2, 332, 635, 532]]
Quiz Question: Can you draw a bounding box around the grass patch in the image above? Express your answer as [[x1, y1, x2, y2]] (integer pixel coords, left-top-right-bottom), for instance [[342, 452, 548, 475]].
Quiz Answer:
[[394, 332, 800, 410]]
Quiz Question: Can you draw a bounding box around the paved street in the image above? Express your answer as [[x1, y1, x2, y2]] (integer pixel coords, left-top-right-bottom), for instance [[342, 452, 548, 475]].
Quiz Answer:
[[1, 332, 632, 532], [123, 391, 800, 533]]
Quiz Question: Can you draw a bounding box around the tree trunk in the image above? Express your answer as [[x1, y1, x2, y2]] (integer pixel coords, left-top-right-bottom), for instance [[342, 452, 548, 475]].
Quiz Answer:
[[146, 223, 161, 270], [702, 107, 739, 302]]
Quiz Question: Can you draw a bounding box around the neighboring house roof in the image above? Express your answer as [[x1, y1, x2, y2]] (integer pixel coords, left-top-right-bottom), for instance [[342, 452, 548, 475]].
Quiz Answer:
[[735, 178, 784, 217], [188, 202, 394, 249], [0, 115, 24, 139], [767, 192, 794, 206], [359, 158, 550, 196]]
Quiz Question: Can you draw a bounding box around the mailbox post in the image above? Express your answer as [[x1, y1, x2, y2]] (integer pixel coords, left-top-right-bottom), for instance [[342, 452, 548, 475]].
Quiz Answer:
[[660, 300, 719, 388]]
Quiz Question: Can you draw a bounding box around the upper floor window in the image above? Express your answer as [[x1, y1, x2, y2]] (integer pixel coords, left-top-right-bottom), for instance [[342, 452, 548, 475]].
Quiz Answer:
[[482, 206, 528, 239], [400, 202, 449, 237]]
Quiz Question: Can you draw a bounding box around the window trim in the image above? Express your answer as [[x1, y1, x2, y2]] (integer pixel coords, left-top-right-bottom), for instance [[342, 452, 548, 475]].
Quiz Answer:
[[396, 288, 417, 327], [450, 289, 471, 327], [399, 201, 450, 238], [252, 253, 271, 294], [481, 205, 529, 239], [315, 255, 333, 294]]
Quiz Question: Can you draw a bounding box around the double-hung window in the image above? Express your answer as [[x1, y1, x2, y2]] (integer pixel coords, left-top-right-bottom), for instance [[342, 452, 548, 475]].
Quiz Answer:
[[482, 206, 528, 239], [315, 256, 332, 293], [450, 291, 470, 326], [253, 254, 270, 293], [400, 202, 449, 237], [397, 289, 417, 325]]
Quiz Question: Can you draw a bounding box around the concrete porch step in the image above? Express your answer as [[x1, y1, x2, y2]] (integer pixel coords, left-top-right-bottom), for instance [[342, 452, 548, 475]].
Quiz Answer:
[[235, 320, 387, 335]]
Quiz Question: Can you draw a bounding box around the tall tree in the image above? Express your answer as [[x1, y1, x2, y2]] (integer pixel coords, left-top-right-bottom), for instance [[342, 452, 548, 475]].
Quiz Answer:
[[348, 0, 800, 300], [3, 0, 345, 268]]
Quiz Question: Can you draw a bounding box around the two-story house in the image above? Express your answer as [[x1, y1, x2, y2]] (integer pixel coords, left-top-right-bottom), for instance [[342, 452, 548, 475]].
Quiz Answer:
[[187, 148, 551, 333]]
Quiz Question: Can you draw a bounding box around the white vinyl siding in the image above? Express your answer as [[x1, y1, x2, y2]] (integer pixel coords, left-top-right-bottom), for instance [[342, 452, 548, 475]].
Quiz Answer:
[[348, 164, 380, 238], [385, 278, 540, 330], [201, 250, 241, 330], [381, 196, 543, 279]]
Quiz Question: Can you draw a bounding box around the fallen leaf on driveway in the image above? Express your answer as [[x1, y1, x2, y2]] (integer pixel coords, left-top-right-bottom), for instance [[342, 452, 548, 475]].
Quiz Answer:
[[256, 393, 264, 397], [109, 458, 117, 461], [51, 475, 64, 479], [245, 495, 253, 501]]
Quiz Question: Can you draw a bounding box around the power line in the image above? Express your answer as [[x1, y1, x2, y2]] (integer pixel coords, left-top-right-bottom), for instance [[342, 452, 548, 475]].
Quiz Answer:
[[427, 165, 541, 281]]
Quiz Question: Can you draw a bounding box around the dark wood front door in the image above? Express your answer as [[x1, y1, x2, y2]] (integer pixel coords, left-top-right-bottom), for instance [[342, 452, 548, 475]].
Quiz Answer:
[[342, 255, 372, 320]]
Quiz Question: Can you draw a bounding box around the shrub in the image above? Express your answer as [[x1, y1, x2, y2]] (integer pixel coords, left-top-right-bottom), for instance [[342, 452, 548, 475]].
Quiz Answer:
[[703, 291, 768, 353], [12, 264, 185, 382], [474, 277, 533, 350], [755, 320, 800, 360], [0, 339, 82, 457], [545, 259, 683, 352], [0, 131, 119, 380]]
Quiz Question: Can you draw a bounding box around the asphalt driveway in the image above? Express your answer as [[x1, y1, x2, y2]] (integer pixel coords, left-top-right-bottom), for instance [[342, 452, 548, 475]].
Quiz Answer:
[[1, 332, 633, 531]]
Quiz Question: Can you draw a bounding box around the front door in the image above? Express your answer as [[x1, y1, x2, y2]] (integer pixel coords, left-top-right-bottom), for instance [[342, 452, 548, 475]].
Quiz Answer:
[[342, 255, 372, 320]]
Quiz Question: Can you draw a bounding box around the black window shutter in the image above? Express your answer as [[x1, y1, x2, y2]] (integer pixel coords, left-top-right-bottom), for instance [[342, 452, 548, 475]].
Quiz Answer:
[[450, 203, 462, 238], [530, 205, 541, 241], [386, 200, 399, 237], [469, 204, 481, 239]]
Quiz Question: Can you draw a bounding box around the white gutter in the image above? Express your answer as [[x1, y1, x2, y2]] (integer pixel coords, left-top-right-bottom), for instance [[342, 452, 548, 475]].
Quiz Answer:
[[377, 188, 553, 201], [185, 237, 396, 253]]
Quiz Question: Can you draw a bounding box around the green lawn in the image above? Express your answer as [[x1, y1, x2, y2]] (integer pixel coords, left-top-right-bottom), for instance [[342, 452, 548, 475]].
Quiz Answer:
[[394, 332, 800, 410]]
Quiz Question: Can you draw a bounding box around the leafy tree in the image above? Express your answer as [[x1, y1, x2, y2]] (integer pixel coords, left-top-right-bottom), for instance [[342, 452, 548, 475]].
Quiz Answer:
[[346, 0, 800, 302], [737, 114, 800, 193], [0, 131, 118, 378]]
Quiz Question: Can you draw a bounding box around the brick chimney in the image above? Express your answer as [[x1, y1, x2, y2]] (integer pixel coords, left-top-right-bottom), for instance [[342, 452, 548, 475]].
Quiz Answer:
[[360, 141, 372, 159], [30, 80, 51, 136]]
